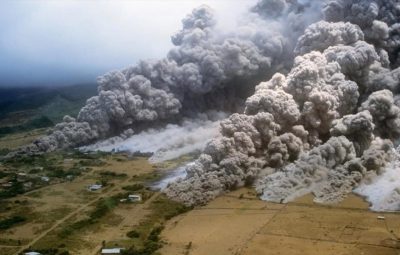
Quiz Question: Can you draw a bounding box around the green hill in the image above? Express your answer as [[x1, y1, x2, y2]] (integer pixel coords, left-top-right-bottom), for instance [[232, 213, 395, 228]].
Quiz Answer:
[[0, 84, 97, 137]]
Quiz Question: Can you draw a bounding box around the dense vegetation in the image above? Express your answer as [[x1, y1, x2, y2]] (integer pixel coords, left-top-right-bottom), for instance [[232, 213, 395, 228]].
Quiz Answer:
[[0, 181, 25, 199], [122, 195, 192, 255]]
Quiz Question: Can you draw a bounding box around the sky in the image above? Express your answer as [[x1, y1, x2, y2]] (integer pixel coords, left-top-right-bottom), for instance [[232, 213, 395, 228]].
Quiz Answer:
[[0, 0, 254, 87]]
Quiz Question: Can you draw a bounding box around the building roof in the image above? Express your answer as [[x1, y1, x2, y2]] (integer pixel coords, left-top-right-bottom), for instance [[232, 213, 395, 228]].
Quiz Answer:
[[88, 184, 102, 190], [101, 248, 124, 254]]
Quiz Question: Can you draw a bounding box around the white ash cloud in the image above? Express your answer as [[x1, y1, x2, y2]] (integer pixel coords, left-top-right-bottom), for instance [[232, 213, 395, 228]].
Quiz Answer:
[[151, 163, 189, 190], [81, 112, 226, 163], [355, 148, 400, 212]]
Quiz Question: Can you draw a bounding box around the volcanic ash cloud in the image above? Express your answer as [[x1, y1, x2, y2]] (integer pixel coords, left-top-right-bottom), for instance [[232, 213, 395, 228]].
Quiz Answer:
[[355, 150, 400, 212], [165, 1, 400, 209], [18, 1, 321, 156], [80, 113, 226, 163]]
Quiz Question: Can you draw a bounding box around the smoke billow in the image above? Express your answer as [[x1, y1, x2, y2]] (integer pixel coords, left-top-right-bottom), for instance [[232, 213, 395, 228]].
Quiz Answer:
[[14, 0, 400, 211], [15, 1, 321, 156], [80, 112, 226, 163], [164, 0, 400, 210], [355, 149, 400, 212]]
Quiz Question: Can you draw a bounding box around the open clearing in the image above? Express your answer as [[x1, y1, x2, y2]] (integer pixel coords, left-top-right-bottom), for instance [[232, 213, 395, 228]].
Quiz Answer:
[[160, 188, 400, 255]]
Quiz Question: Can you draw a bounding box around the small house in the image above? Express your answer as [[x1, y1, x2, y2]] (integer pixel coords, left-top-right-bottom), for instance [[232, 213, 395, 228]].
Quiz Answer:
[[101, 248, 124, 254], [87, 184, 103, 191], [128, 194, 142, 202]]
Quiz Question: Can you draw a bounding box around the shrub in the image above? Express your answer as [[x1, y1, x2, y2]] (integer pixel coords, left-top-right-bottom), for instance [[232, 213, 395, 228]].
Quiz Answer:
[[0, 215, 26, 230], [127, 230, 140, 238], [0, 181, 25, 199], [99, 170, 127, 178], [122, 184, 144, 192]]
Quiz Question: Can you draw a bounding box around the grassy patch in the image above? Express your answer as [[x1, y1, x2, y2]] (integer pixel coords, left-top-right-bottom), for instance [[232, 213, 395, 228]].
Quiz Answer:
[[0, 246, 19, 255], [131, 172, 161, 183], [123, 195, 192, 255], [122, 184, 144, 192], [58, 197, 118, 238], [122, 225, 164, 255], [149, 195, 193, 221]]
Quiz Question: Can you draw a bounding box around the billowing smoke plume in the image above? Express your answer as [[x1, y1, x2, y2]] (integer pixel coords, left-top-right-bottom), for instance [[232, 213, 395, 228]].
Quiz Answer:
[[165, 0, 400, 211], [80, 112, 226, 163], [14, 0, 400, 211], [15, 0, 322, 156]]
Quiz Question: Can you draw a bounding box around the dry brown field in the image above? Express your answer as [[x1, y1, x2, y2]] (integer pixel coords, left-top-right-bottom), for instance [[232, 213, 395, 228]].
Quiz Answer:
[[161, 188, 400, 255]]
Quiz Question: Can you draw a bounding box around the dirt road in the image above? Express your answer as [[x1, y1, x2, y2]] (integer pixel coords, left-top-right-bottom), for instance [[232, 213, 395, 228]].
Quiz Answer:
[[13, 186, 117, 255]]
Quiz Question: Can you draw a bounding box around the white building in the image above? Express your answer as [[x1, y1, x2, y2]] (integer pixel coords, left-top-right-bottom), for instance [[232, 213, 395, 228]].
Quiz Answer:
[[87, 184, 103, 191], [101, 248, 124, 254], [128, 194, 142, 202]]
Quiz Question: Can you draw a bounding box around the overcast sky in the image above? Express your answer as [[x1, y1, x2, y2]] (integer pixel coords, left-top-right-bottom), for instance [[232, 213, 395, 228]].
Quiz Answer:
[[0, 0, 254, 87]]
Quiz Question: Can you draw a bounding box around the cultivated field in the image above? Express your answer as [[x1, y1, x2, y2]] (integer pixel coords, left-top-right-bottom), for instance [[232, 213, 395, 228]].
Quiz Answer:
[[160, 188, 400, 255]]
